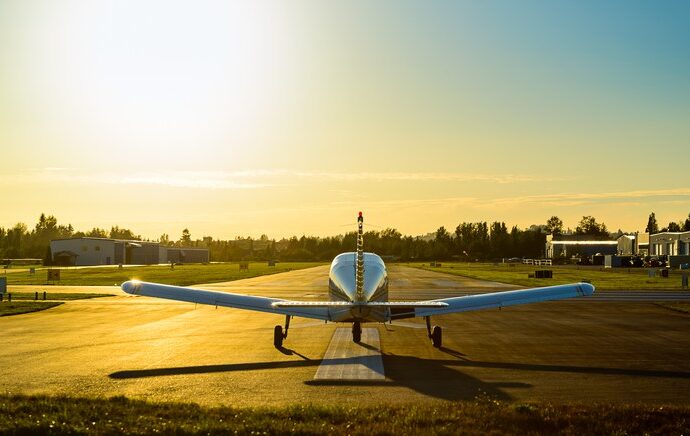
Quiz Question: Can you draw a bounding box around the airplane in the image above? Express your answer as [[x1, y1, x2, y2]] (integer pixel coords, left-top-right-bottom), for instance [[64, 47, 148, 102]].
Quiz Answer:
[[121, 212, 595, 348]]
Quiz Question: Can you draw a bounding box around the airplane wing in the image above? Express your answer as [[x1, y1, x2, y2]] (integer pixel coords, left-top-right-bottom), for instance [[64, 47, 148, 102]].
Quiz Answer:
[[410, 282, 595, 318], [122, 280, 594, 322], [121, 280, 331, 321]]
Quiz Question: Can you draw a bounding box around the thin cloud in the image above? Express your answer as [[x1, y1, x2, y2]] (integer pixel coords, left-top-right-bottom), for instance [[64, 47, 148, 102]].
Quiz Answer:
[[482, 188, 690, 208], [0, 168, 562, 189]]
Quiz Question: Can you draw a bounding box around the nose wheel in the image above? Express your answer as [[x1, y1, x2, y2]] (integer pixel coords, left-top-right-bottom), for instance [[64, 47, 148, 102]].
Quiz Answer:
[[426, 316, 442, 348], [352, 321, 362, 343], [273, 315, 291, 348]]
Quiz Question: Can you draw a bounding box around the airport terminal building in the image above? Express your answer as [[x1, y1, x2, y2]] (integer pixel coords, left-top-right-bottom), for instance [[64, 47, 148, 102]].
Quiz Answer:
[[50, 237, 209, 266]]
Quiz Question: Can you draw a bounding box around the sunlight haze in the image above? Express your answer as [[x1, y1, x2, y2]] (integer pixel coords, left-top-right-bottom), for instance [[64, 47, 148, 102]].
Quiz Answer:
[[1, 1, 688, 239]]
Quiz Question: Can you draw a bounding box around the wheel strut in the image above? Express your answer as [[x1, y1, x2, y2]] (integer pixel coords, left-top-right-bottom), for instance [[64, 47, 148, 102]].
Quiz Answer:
[[283, 315, 291, 339]]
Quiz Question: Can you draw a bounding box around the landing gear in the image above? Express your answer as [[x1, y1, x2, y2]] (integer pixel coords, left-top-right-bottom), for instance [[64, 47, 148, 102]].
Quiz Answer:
[[352, 321, 362, 343], [425, 316, 442, 348], [273, 315, 291, 348], [431, 326, 442, 348]]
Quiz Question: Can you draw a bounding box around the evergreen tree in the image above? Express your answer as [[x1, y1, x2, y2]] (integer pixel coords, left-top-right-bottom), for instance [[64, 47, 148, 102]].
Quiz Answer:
[[645, 212, 659, 234]]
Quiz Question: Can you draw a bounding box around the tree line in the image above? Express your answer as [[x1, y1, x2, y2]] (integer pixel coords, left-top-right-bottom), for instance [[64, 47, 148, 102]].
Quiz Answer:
[[1, 211, 688, 263], [645, 212, 690, 234]]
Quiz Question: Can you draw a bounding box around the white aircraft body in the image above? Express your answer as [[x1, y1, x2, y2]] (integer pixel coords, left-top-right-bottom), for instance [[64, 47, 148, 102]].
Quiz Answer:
[[121, 213, 595, 348]]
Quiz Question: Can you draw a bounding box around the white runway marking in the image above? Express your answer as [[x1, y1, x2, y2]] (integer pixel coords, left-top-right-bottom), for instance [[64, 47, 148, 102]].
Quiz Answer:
[[314, 328, 385, 380]]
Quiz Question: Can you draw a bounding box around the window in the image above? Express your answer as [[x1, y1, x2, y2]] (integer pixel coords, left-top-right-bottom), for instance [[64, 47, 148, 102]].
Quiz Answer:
[[95, 246, 100, 252]]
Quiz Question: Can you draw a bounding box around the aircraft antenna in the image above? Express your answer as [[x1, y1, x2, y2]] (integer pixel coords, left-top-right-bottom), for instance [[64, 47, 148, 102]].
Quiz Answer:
[[355, 211, 365, 302]]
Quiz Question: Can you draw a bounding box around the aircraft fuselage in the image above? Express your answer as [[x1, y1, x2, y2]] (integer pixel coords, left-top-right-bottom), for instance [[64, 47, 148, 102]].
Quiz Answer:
[[327, 252, 389, 322]]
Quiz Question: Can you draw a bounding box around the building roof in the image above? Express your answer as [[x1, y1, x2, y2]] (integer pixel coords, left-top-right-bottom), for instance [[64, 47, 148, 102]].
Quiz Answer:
[[548, 240, 618, 245], [51, 237, 157, 244]]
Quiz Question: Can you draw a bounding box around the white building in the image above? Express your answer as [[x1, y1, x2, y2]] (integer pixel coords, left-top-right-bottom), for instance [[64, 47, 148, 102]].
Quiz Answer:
[[616, 232, 649, 256], [649, 231, 690, 256], [50, 237, 209, 266]]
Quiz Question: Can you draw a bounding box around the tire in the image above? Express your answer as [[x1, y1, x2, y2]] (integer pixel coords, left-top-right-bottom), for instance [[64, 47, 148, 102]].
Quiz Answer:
[[431, 326, 442, 348], [273, 325, 283, 348], [352, 322, 362, 343]]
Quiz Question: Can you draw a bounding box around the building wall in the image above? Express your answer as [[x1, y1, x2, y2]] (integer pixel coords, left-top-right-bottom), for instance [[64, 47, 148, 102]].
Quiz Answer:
[[650, 232, 690, 256], [127, 242, 160, 264], [166, 248, 209, 263], [158, 246, 169, 264], [546, 234, 618, 258], [617, 236, 636, 255], [51, 238, 210, 265], [51, 239, 117, 266]]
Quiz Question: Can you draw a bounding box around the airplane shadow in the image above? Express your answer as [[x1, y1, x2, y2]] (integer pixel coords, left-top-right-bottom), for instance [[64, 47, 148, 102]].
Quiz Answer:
[[277, 347, 311, 360], [108, 346, 690, 402]]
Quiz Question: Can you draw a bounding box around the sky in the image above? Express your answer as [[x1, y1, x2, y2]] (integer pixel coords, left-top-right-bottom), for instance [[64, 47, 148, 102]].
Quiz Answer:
[[1, 1, 689, 240]]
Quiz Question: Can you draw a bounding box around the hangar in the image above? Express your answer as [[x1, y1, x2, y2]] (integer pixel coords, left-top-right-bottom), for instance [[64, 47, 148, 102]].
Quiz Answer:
[[49, 237, 209, 266], [616, 232, 649, 256], [545, 234, 618, 259]]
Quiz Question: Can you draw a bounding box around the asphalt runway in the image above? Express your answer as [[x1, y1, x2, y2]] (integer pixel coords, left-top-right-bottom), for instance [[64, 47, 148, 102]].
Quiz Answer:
[[2, 265, 690, 406]]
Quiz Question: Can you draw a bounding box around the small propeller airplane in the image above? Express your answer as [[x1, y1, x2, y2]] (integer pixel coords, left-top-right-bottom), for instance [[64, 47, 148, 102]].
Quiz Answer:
[[121, 212, 595, 348]]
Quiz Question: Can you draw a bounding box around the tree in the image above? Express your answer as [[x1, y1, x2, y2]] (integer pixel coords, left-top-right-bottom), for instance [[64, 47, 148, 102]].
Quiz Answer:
[[110, 226, 140, 240], [667, 222, 682, 232], [180, 228, 191, 246], [432, 226, 452, 259], [575, 216, 608, 237], [159, 234, 170, 246], [645, 212, 659, 234], [86, 228, 108, 238], [684, 213, 690, 232], [545, 216, 564, 235]]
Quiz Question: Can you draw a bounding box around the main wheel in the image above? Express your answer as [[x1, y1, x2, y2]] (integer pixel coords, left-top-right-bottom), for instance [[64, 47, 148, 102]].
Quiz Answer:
[[352, 321, 362, 343], [431, 325, 442, 348], [273, 325, 284, 348]]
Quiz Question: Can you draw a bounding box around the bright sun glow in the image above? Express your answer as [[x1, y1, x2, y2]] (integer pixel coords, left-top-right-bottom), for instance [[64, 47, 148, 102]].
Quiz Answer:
[[1, 1, 689, 238]]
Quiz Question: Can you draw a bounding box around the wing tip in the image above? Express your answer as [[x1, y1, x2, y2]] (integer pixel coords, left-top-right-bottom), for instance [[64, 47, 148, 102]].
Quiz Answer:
[[579, 282, 596, 296], [121, 280, 141, 294]]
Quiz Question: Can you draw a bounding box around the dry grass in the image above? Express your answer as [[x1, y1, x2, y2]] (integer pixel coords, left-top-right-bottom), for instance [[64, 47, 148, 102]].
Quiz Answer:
[[0, 394, 688, 435]]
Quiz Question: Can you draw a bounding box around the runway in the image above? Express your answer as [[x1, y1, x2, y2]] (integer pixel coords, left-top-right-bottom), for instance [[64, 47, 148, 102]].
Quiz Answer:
[[2, 265, 690, 406]]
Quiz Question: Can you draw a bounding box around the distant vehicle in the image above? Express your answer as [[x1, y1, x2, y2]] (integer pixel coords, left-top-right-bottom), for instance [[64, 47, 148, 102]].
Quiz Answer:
[[122, 213, 595, 349], [505, 257, 522, 263], [646, 257, 663, 268], [576, 256, 592, 266]]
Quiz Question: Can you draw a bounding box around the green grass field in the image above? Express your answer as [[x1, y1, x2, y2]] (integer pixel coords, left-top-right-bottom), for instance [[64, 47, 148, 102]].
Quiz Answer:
[[0, 395, 687, 435], [410, 262, 689, 291], [0, 301, 63, 316], [2, 262, 323, 287]]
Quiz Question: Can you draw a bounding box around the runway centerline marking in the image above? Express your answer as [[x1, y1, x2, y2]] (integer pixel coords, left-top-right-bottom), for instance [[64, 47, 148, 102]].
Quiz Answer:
[[314, 328, 385, 380]]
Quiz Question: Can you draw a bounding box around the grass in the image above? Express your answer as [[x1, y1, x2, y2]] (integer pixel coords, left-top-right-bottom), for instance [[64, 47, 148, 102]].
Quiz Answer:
[[0, 394, 688, 435], [3, 262, 323, 287], [410, 262, 689, 291], [0, 302, 63, 317], [8, 292, 113, 301]]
